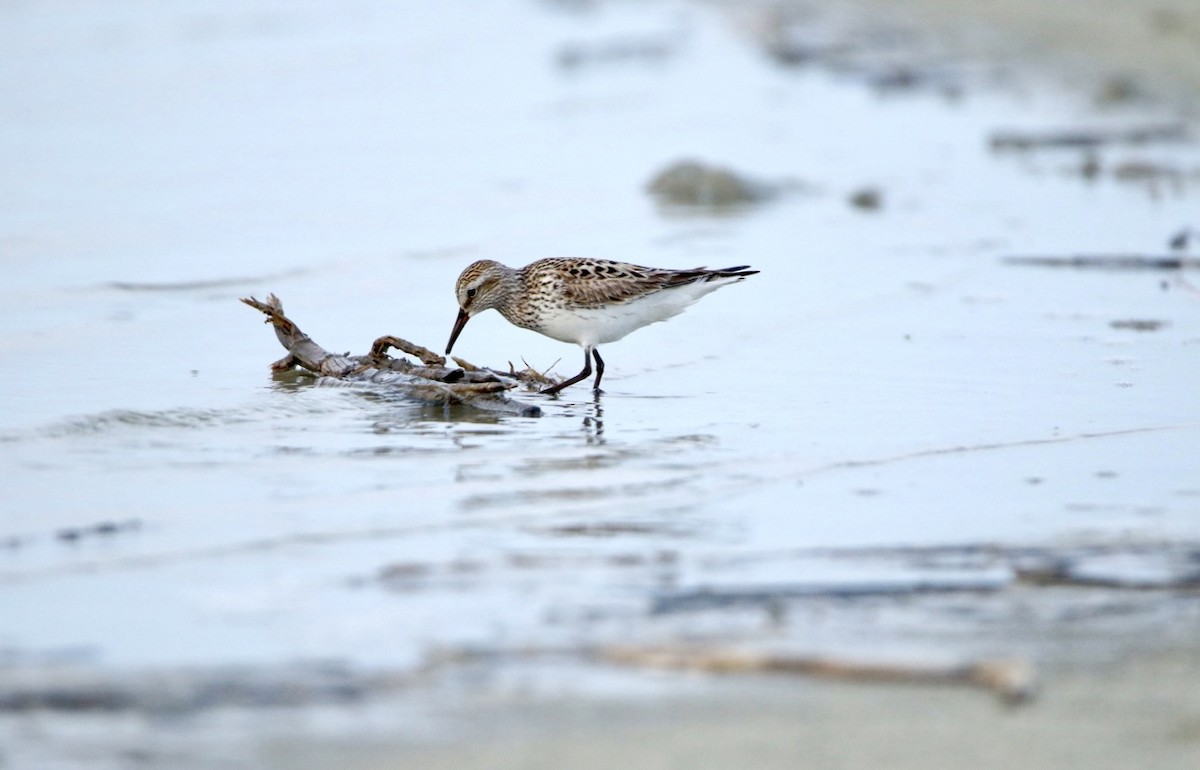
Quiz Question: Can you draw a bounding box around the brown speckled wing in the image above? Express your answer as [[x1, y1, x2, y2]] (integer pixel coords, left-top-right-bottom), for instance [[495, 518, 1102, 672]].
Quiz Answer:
[[554, 260, 675, 309], [524, 258, 756, 310]]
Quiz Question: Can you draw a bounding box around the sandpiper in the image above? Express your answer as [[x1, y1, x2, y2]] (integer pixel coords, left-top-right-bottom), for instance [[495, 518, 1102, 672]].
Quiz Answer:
[[445, 258, 758, 395]]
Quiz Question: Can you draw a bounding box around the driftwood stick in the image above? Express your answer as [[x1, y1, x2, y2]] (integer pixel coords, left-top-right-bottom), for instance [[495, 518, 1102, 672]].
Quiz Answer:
[[241, 294, 545, 417], [370, 335, 447, 367], [242, 294, 358, 377], [596, 646, 1037, 705]]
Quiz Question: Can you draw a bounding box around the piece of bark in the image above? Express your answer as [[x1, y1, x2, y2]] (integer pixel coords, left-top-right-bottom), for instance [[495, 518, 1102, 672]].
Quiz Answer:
[[241, 294, 544, 417]]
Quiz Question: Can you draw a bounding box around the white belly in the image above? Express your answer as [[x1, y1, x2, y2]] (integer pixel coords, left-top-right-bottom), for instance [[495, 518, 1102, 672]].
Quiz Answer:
[[526, 278, 737, 348]]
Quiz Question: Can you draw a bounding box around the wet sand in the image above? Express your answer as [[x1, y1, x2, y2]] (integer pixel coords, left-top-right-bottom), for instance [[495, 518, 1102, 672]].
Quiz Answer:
[[272, 647, 1200, 770], [848, 0, 1200, 105]]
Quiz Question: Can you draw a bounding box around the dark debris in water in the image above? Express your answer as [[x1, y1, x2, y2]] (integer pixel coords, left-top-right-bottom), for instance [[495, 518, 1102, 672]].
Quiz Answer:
[[848, 187, 883, 210], [56, 519, 142, 544], [557, 36, 677, 70], [1112, 160, 1199, 183], [990, 124, 1190, 151], [1003, 254, 1200, 270], [2, 519, 143, 551], [1, 535, 26, 550], [646, 159, 796, 213], [1016, 561, 1200, 590], [1109, 319, 1170, 332], [647, 160, 755, 206], [1070, 151, 1200, 189], [753, 6, 969, 100], [0, 662, 392, 714], [1094, 75, 1148, 105], [241, 295, 544, 417], [1169, 227, 1199, 251], [656, 541, 1200, 616], [539, 521, 692, 538], [652, 581, 993, 614], [369, 548, 679, 593], [1066, 154, 1200, 192]]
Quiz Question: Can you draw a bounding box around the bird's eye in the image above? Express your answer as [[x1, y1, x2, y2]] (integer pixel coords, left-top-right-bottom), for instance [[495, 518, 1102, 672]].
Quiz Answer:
[[466, 288, 477, 298]]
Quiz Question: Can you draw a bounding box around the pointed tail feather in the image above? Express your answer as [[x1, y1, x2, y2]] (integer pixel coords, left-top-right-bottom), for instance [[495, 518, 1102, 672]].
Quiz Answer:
[[664, 266, 759, 288], [711, 265, 758, 278]]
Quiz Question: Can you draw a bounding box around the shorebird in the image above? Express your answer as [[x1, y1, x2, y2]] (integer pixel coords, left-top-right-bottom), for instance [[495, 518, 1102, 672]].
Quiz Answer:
[[445, 258, 758, 395]]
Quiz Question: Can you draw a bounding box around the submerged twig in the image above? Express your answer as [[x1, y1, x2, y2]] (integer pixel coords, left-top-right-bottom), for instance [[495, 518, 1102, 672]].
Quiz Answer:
[[510, 357, 559, 386], [241, 294, 547, 417]]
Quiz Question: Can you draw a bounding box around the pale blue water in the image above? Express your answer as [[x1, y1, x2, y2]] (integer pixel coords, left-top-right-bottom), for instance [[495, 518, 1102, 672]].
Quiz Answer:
[[1, 1, 1199, 760]]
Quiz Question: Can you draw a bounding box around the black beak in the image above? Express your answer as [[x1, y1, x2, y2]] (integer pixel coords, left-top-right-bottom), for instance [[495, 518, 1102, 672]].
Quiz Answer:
[[445, 308, 470, 355]]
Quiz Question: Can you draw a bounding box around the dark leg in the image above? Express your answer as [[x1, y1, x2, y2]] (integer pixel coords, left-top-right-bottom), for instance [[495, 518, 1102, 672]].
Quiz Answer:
[[591, 349, 605, 392], [541, 348, 592, 395]]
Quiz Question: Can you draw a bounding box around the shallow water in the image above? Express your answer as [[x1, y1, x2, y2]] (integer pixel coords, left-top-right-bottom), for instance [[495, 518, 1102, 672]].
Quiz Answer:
[[2, 0, 1200, 759]]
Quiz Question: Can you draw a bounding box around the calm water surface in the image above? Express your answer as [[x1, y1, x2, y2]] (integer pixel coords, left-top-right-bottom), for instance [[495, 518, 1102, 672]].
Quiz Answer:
[[2, 0, 1200, 735]]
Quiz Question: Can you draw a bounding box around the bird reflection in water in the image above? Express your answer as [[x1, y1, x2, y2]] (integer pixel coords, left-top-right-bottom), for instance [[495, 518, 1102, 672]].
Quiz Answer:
[[582, 391, 604, 444]]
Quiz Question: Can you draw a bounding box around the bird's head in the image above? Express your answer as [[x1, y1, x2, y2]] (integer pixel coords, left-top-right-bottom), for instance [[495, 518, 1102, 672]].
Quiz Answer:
[[446, 260, 508, 355]]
